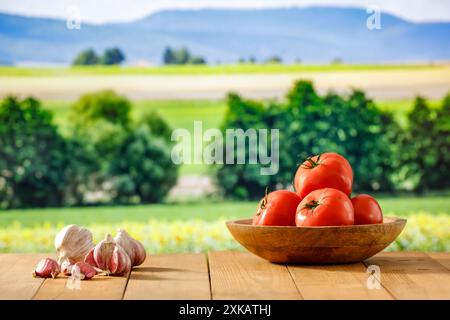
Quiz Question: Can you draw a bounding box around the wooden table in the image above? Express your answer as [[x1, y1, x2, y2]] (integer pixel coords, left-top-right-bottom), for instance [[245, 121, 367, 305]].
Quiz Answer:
[[1, 251, 449, 300]]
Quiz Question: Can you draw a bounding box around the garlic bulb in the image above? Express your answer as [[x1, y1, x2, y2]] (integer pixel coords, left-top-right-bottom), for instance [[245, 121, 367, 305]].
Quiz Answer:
[[85, 234, 131, 275], [55, 224, 94, 265], [114, 229, 146, 267]]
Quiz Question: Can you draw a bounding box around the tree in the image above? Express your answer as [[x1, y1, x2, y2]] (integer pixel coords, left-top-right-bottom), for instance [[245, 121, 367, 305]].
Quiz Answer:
[[101, 47, 125, 65], [174, 47, 190, 64], [331, 57, 343, 65], [189, 56, 207, 65], [402, 94, 450, 191], [216, 80, 402, 199], [266, 56, 282, 64], [108, 126, 178, 203], [163, 47, 175, 65], [69, 90, 132, 168], [138, 112, 173, 143], [71, 90, 131, 129], [215, 93, 279, 199], [162, 47, 206, 65], [0, 97, 69, 208], [72, 49, 99, 65], [432, 92, 450, 189], [402, 97, 435, 192]]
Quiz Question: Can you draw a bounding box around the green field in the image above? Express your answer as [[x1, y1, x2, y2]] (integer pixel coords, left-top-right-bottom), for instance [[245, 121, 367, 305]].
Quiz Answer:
[[45, 98, 440, 132], [0, 196, 448, 227], [0, 64, 439, 77]]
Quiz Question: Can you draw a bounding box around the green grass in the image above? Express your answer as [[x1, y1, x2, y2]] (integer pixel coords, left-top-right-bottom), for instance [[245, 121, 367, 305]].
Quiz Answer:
[[377, 99, 442, 126], [0, 196, 448, 227], [0, 64, 441, 77]]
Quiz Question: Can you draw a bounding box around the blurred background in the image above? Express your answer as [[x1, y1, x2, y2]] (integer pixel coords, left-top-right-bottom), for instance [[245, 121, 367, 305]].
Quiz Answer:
[[0, 0, 449, 253]]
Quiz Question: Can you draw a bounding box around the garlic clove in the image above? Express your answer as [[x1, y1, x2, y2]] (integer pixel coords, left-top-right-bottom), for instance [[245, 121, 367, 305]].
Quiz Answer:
[[114, 229, 146, 267], [93, 234, 115, 270], [84, 247, 96, 266], [74, 262, 97, 280], [55, 224, 94, 265], [33, 258, 60, 278], [108, 244, 131, 275]]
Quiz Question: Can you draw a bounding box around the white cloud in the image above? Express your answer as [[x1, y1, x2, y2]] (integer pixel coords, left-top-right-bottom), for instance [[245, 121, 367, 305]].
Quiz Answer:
[[0, 0, 449, 23]]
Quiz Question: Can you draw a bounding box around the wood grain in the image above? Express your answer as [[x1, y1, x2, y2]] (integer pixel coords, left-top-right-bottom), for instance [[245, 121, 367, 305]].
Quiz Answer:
[[428, 252, 450, 270], [288, 262, 394, 299], [124, 253, 210, 300], [209, 251, 301, 300], [33, 272, 129, 300], [0, 253, 49, 300], [363, 252, 450, 299]]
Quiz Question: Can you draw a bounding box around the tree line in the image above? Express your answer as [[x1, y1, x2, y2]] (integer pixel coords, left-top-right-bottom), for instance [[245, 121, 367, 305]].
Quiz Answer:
[[216, 80, 450, 199], [73, 47, 125, 66], [0, 91, 177, 209]]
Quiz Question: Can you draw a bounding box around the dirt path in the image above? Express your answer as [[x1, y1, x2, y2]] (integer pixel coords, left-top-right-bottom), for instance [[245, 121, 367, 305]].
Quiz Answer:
[[1, 67, 449, 101]]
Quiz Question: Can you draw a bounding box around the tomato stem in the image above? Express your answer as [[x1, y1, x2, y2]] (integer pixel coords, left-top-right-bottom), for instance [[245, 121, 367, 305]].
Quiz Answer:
[[302, 199, 320, 211], [256, 187, 269, 216], [301, 154, 322, 169]]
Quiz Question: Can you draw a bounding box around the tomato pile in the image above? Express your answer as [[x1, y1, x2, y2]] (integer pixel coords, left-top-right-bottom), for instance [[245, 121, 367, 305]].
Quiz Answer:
[[252, 152, 383, 227]]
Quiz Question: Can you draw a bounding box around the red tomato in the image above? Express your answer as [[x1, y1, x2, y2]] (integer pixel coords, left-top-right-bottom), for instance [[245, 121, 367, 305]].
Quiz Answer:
[[294, 152, 353, 199], [296, 188, 354, 226], [252, 190, 302, 226], [351, 194, 383, 225]]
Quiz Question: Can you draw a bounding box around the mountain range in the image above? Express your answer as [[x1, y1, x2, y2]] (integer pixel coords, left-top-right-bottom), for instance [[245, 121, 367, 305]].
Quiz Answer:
[[0, 6, 449, 65]]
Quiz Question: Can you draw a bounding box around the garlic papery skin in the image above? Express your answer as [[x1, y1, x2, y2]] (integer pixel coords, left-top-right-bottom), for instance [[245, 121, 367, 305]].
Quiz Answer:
[[55, 224, 94, 265], [33, 258, 60, 278], [61, 260, 73, 276], [85, 234, 131, 275], [114, 229, 146, 267]]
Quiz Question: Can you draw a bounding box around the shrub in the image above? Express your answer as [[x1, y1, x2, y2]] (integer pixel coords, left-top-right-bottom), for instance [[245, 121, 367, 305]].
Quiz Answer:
[[72, 48, 99, 66], [215, 93, 280, 199], [0, 97, 68, 208], [69, 91, 177, 205], [216, 81, 402, 198], [101, 47, 125, 65], [108, 125, 178, 204], [402, 94, 450, 191], [138, 111, 173, 143]]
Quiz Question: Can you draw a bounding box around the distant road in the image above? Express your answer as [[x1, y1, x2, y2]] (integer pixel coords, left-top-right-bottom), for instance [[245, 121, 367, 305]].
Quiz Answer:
[[1, 67, 449, 101]]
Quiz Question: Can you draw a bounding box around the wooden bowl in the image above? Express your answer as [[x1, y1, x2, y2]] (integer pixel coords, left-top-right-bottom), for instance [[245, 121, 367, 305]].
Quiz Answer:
[[226, 217, 407, 264]]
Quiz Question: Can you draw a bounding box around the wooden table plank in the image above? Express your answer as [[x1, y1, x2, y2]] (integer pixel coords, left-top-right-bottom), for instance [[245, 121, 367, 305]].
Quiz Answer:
[[208, 251, 301, 300], [363, 252, 450, 300], [124, 253, 210, 300], [0, 253, 49, 300], [33, 272, 129, 300], [428, 253, 450, 270], [288, 262, 394, 300]]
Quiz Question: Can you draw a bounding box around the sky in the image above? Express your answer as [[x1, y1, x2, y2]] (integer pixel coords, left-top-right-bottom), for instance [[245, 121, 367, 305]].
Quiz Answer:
[[0, 0, 450, 24]]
